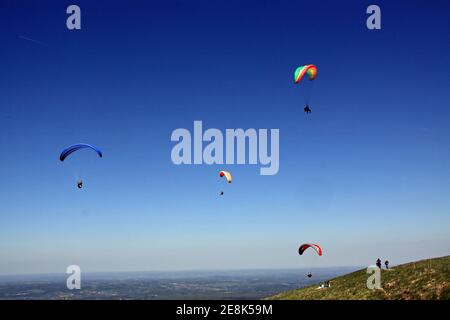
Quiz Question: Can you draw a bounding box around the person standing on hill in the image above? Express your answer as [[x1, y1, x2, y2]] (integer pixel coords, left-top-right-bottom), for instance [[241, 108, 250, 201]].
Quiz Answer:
[[376, 258, 382, 269], [384, 260, 389, 269]]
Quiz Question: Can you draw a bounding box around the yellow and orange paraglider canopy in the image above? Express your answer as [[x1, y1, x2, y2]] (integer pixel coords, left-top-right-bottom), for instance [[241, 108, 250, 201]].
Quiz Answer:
[[219, 171, 232, 183]]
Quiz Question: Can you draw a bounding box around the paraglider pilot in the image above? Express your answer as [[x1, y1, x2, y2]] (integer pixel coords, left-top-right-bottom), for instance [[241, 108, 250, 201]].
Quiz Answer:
[[77, 180, 83, 189], [304, 105, 312, 114]]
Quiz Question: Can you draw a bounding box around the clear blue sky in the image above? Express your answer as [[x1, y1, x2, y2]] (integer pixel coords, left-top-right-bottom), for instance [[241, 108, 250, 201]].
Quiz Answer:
[[0, 0, 449, 275]]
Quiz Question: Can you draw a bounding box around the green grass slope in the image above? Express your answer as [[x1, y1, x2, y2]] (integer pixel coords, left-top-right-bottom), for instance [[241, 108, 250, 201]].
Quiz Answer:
[[268, 255, 450, 300]]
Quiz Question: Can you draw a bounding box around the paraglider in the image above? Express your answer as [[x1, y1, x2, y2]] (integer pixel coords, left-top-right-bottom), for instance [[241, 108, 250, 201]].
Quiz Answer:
[[59, 143, 103, 189], [298, 243, 323, 278], [294, 64, 317, 114], [219, 170, 232, 195]]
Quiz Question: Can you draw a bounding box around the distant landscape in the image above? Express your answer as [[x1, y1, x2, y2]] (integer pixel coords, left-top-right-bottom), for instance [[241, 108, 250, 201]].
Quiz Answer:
[[1, 256, 448, 300], [0, 268, 355, 300]]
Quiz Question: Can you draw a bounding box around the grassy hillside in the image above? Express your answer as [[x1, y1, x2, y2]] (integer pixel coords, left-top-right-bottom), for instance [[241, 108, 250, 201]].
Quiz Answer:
[[268, 255, 450, 300]]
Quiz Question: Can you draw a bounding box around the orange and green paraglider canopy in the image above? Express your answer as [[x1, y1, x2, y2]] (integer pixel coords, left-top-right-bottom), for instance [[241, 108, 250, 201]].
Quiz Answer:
[[294, 64, 318, 84]]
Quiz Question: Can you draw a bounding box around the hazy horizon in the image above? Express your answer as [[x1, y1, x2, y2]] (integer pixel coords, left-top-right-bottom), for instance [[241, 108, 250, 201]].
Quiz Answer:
[[0, 265, 361, 279]]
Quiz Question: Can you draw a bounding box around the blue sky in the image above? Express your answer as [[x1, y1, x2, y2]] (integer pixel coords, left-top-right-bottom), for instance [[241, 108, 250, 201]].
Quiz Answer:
[[0, 0, 449, 275]]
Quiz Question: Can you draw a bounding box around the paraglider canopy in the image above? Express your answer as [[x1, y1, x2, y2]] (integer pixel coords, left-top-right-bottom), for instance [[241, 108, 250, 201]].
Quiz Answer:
[[59, 143, 103, 162], [294, 64, 318, 84], [298, 243, 323, 256], [219, 171, 232, 183]]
